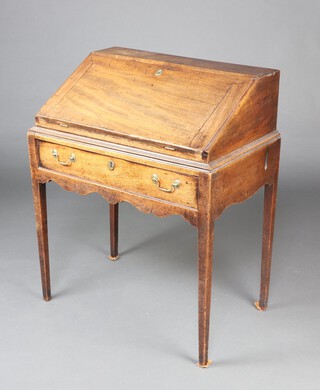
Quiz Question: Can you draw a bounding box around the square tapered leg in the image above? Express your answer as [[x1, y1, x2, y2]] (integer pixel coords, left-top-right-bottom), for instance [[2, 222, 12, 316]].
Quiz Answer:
[[108, 203, 119, 261], [255, 179, 278, 311], [32, 181, 51, 301]]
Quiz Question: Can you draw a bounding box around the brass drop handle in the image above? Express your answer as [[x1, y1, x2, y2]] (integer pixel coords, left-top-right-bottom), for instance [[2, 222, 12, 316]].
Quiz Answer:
[[52, 149, 76, 166], [152, 174, 180, 193]]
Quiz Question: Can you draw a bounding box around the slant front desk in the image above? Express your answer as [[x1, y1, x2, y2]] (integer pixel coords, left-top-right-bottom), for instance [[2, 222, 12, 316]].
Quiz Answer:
[[28, 47, 280, 367]]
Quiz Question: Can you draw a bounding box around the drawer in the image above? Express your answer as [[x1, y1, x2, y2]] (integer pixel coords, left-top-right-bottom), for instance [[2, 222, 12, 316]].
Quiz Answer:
[[38, 141, 198, 208]]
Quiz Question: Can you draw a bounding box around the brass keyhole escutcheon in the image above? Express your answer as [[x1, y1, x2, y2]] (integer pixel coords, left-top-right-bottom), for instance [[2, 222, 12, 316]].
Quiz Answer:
[[108, 160, 115, 171], [154, 69, 163, 76]]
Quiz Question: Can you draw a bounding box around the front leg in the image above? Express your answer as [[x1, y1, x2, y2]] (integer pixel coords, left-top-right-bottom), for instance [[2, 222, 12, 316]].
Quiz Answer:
[[32, 181, 51, 301], [255, 180, 278, 311], [108, 203, 119, 261], [197, 173, 214, 368], [198, 212, 214, 367], [255, 141, 280, 311]]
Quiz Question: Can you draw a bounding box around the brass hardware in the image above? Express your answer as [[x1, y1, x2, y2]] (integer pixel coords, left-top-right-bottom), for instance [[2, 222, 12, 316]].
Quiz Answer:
[[58, 123, 69, 128], [152, 174, 180, 193], [108, 255, 119, 261], [108, 160, 115, 171], [52, 149, 76, 166], [197, 359, 213, 368], [154, 69, 163, 76], [264, 149, 268, 170], [254, 301, 265, 311]]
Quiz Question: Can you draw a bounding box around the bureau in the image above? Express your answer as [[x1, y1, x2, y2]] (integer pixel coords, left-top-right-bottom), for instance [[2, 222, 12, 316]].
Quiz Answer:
[[28, 47, 280, 367]]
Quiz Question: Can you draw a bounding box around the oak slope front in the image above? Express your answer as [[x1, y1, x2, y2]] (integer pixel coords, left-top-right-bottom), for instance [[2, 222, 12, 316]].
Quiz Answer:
[[28, 47, 281, 368]]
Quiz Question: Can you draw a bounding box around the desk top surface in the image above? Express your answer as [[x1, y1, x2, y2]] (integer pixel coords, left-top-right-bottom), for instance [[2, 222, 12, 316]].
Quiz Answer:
[[35, 47, 279, 163]]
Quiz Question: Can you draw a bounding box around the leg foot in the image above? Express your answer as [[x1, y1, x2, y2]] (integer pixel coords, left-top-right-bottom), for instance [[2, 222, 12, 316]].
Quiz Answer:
[[254, 300, 267, 311], [197, 359, 213, 368], [108, 255, 120, 261]]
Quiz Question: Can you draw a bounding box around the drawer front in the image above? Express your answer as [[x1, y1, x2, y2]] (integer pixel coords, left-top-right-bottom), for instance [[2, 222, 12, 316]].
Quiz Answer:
[[38, 141, 198, 208]]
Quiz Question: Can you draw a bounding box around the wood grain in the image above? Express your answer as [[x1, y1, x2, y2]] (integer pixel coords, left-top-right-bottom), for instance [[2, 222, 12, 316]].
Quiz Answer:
[[197, 173, 214, 368], [35, 47, 278, 163], [205, 72, 280, 161], [109, 203, 119, 261], [38, 140, 198, 208], [28, 47, 281, 367], [94, 47, 277, 77], [256, 140, 280, 311], [28, 134, 51, 301], [211, 138, 280, 220]]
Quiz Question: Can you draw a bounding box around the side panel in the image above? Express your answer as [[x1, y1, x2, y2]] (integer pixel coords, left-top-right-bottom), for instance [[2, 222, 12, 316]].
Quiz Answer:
[[206, 72, 280, 162], [211, 137, 280, 219]]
